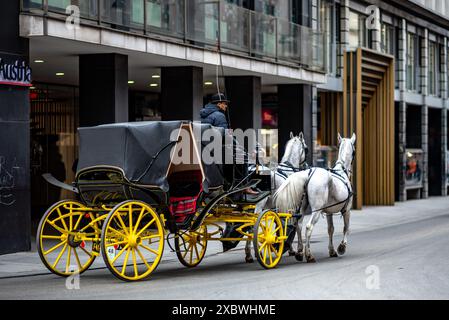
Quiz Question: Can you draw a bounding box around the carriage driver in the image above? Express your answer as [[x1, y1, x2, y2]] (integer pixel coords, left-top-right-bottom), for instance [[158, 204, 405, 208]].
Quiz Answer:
[[200, 93, 259, 251], [200, 93, 259, 195]]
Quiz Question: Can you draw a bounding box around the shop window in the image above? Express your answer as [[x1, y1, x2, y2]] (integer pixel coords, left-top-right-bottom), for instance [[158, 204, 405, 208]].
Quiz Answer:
[[30, 84, 79, 216]]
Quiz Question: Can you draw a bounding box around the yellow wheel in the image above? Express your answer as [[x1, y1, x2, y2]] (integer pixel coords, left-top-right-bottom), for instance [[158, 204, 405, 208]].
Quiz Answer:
[[101, 200, 164, 281], [253, 210, 285, 269], [37, 200, 100, 277], [175, 226, 207, 268]]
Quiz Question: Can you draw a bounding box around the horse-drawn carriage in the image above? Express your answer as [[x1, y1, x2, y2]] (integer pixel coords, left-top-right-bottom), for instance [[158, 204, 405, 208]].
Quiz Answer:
[[37, 121, 294, 281]]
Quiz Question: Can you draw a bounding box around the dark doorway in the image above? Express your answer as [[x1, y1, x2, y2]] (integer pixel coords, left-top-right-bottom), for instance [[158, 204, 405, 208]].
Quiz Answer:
[[428, 108, 442, 196]]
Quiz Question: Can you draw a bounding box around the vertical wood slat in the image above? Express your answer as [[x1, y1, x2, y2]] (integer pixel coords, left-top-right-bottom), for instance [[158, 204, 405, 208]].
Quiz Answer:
[[343, 48, 395, 208]]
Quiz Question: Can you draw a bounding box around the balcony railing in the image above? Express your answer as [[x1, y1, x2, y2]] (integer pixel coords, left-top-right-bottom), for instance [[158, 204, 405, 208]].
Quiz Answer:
[[21, 0, 325, 71]]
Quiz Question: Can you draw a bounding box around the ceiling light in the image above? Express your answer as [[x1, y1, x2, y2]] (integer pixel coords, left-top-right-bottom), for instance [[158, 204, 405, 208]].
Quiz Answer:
[[128, 80, 135, 84], [152, 75, 160, 79], [56, 72, 64, 76], [204, 81, 213, 86], [149, 83, 158, 87], [30, 86, 36, 90], [34, 60, 44, 63]]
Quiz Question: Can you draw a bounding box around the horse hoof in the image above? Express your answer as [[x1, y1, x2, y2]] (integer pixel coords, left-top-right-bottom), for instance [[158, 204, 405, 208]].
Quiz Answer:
[[289, 251, 296, 257], [337, 244, 346, 255], [306, 256, 316, 263], [329, 251, 338, 258], [295, 253, 303, 262], [245, 257, 254, 263]]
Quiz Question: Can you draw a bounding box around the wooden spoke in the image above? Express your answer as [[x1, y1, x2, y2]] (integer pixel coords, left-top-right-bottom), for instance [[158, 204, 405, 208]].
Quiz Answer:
[[136, 247, 152, 270], [105, 240, 127, 248], [121, 248, 131, 275], [43, 240, 67, 256], [111, 244, 130, 265], [133, 208, 146, 234], [114, 214, 129, 236], [132, 248, 138, 277], [56, 208, 69, 231], [107, 225, 127, 239], [128, 205, 133, 232], [65, 247, 72, 273], [41, 235, 63, 240], [182, 243, 192, 259], [140, 243, 159, 256], [73, 248, 82, 270], [53, 243, 68, 268], [79, 244, 94, 258], [73, 214, 84, 230], [136, 218, 156, 237], [258, 241, 267, 252]]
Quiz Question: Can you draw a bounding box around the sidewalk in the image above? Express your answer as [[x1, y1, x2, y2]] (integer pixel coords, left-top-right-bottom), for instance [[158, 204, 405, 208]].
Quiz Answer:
[[1, 196, 448, 279]]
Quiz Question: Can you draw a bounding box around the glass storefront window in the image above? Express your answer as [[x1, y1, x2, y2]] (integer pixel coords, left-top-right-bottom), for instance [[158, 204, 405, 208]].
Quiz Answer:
[[406, 32, 420, 92]]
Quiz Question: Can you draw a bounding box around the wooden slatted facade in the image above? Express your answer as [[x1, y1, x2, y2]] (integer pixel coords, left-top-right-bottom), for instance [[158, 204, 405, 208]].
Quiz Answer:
[[315, 48, 397, 209], [341, 48, 395, 209]]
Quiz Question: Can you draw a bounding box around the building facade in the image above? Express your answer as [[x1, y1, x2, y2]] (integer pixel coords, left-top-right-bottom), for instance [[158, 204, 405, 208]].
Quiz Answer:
[[0, 0, 448, 254]]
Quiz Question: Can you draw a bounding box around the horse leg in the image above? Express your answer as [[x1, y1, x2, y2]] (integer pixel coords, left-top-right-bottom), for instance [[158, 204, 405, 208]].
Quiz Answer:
[[245, 236, 254, 263], [295, 198, 309, 261], [304, 211, 321, 263], [294, 215, 304, 261], [337, 210, 351, 255], [288, 217, 298, 256], [326, 214, 338, 258]]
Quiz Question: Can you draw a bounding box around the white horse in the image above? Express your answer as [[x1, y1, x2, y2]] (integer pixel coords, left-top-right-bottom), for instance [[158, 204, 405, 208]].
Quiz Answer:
[[244, 132, 309, 262], [274, 133, 355, 263]]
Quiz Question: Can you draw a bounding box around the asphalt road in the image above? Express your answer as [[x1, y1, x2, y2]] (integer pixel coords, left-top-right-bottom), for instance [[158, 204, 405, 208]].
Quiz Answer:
[[1, 201, 449, 300]]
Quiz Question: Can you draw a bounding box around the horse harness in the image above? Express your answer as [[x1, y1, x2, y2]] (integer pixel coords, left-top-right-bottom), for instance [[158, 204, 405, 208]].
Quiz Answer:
[[296, 142, 355, 217]]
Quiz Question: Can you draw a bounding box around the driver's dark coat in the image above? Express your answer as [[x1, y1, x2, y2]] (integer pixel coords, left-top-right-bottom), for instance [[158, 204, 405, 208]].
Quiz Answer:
[[200, 103, 228, 129]]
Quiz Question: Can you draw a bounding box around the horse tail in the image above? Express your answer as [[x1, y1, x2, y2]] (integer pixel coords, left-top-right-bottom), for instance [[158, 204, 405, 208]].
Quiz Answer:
[[274, 171, 309, 212]]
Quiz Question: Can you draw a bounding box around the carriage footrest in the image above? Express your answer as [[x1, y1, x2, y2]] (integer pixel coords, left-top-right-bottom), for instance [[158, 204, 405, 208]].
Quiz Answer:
[[239, 190, 270, 204]]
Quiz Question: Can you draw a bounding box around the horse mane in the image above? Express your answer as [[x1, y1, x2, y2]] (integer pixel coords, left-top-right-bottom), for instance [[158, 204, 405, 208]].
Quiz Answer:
[[273, 171, 309, 212]]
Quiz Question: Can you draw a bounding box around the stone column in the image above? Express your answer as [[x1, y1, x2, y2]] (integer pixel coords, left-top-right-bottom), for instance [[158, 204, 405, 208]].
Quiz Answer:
[[0, 0, 31, 254], [398, 18, 407, 201], [79, 53, 129, 126], [224, 76, 262, 130], [421, 29, 429, 199], [442, 38, 448, 196], [338, 0, 350, 76], [161, 66, 203, 121], [277, 84, 313, 164]]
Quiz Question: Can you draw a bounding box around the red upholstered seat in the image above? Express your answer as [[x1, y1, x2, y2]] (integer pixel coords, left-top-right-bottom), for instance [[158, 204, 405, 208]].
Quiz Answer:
[[168, 170, 203, 224]]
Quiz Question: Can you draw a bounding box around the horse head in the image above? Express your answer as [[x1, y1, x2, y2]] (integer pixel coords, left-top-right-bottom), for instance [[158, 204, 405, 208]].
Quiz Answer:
[[282, 132, 308, 169], [336, 133, 356, 175]]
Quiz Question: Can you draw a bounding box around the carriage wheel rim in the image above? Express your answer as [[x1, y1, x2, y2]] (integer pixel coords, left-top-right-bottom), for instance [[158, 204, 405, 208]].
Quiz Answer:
[[37, 200, 99, 277], [101, 200, 164, 281], [175, 226, 208, 268], [253, 211, 284, 269]]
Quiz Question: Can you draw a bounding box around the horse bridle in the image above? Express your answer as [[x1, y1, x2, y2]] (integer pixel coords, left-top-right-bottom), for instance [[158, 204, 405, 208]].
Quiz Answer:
[[334, 141, 355, 177]]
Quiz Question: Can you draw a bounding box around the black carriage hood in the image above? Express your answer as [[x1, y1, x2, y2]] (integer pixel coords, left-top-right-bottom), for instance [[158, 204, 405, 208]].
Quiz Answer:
[[76, 121, 224, 192]]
